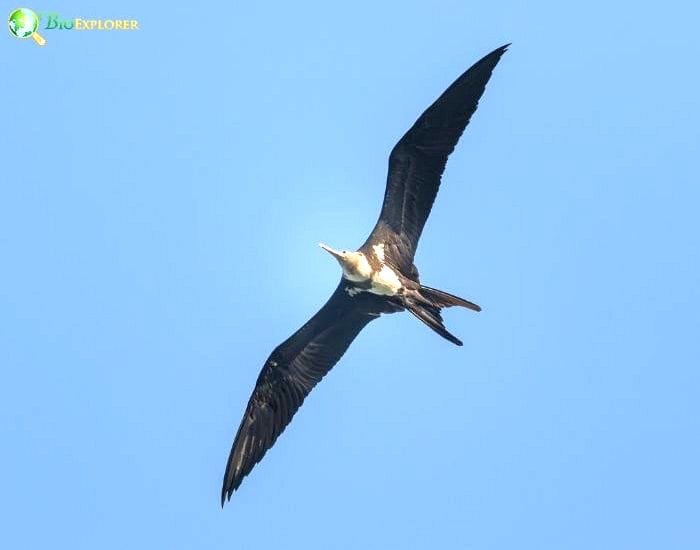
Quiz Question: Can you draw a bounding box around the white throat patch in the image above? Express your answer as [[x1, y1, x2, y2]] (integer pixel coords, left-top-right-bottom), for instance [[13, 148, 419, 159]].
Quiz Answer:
[[341, 252, 372, 282]]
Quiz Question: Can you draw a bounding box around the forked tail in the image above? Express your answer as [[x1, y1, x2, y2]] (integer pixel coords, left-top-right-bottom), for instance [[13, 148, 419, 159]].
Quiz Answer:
[[419, 285, 481, 312], [405, 285, 481, 346]]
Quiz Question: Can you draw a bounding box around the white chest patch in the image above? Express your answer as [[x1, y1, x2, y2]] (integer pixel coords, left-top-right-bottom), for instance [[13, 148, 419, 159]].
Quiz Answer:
[[369, 264, 402, 296], [372, 243, 385, 262]]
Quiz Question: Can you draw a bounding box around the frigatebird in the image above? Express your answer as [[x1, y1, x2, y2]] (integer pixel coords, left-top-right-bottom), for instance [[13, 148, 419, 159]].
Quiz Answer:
[[221, 44, 508, 504]]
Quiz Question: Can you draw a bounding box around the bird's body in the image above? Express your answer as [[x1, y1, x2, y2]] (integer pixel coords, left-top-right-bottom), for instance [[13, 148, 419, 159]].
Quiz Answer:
[[221, 44, 509, 504], [321, 244, 403, 297]]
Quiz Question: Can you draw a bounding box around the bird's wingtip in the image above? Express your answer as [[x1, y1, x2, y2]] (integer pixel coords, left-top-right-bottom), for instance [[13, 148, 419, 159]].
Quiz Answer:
[[474, 43, 510, 68], [493, 43, 511, 56]]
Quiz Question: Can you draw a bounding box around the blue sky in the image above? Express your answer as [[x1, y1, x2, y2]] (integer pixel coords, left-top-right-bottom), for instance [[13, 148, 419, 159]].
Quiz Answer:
[[3, 1, 699, 548]]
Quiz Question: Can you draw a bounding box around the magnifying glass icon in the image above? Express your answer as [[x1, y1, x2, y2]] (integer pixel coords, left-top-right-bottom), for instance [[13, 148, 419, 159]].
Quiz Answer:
[[8, 8, 46, 46]]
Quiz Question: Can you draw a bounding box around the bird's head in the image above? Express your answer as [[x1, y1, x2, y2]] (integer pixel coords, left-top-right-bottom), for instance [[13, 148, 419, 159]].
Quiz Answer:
[[319, 243, 372, 282]]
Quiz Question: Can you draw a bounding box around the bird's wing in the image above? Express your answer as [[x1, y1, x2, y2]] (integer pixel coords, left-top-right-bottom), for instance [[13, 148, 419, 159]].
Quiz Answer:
[[221, 282, 384, 504], [361, 44, 509, 273]]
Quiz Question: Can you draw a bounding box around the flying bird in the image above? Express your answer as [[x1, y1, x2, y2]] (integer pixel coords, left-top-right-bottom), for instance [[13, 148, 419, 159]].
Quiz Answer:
[[221, 44, 508, 504]]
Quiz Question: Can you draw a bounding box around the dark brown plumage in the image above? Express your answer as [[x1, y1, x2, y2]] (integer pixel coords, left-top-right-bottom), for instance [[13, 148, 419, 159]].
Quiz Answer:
[[221, 44, 508, 505]]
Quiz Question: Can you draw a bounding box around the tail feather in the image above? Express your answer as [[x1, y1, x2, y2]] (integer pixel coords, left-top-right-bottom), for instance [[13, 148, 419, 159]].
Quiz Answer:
[[406, 300, 463, 346], [405, 285, 481, 346], [419, 285, 481, 312]]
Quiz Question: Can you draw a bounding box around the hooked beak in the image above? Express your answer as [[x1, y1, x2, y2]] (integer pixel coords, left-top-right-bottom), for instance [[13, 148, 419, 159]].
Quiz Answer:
[[319, 243, 345, 261]]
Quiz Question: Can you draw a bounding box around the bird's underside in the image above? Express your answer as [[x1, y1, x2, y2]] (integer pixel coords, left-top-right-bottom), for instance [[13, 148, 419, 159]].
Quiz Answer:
[[221, 44, 508, 505]]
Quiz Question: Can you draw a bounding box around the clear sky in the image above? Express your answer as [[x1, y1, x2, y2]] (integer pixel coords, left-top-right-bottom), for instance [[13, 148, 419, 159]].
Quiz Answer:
[[3, 1, 699, 548]]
